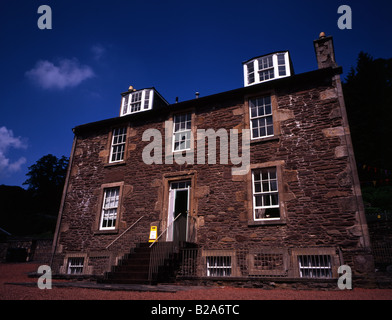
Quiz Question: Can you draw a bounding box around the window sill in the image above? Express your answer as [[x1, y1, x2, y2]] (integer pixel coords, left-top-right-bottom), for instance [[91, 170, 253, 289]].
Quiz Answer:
[[93, 229, 119, 235], [250, 136, 280, 145], [248, 219, 286, 226], [104, 161, 127, 168]]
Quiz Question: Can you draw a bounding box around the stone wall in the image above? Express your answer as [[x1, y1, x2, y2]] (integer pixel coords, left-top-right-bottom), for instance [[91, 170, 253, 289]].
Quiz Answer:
[[53, 68, 373, 281]]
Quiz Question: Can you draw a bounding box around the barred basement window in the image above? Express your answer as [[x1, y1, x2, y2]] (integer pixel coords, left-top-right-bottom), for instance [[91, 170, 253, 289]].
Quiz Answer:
[[67, 257, 84, 274], [298, 255, 332, 278], [110, 127, 127, 163], [206, 256, 232, 277]]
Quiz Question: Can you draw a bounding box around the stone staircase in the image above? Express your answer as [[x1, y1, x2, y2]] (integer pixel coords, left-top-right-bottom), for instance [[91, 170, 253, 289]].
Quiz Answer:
[[99, 242, 195, 284]]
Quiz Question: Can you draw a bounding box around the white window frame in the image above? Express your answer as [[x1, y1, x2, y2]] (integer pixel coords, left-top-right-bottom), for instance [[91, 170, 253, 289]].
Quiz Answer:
[[252, 167, 280, 221], [244, 52, 291, 86], [172, 113, 192, 152], [121, 89, 153, 116], [109, 127, 127, 163], [100, 187, 120, 230], [249, 96, 274, 140]]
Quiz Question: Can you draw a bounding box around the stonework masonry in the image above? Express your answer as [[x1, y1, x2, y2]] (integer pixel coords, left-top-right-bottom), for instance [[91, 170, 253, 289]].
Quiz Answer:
[[51, 35, 374, 285]]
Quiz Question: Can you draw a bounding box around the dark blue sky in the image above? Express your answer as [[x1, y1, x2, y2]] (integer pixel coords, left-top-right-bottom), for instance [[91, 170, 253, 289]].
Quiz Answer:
[[1, 0, 391, 187]]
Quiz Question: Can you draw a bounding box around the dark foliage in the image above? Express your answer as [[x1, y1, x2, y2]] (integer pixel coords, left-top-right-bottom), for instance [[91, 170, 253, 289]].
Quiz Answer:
[[343, 52, 392, 211], [0, 154, 68, 237]]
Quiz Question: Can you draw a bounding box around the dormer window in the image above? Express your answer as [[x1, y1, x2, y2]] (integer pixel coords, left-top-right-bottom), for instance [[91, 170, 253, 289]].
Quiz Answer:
[[121, 89, 153, 115], [243, 51, 292, 87], [120, 87, 169, 117]]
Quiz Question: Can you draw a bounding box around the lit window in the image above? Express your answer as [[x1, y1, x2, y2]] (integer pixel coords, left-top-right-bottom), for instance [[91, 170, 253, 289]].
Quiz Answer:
[[110, 127, 127, 163], [173, 113, 192, 151], [67, 257, 84, 274], [252, 167, 280, 220], [249, 96, 273, 139], [100, 187, 119, 230], [298, 255, 333, 278]]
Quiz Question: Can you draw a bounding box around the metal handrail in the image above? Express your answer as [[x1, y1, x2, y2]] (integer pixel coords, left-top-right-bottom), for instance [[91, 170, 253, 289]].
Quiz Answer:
[[105, 215, 144, 249], [149, 212, 182, 248]]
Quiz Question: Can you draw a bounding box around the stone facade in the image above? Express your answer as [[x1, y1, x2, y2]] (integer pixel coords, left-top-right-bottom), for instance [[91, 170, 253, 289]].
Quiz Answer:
[[51, 34, 374, 284]]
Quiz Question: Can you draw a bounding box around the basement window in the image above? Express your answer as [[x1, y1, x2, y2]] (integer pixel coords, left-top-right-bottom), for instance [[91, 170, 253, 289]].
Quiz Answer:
[[243, 51, 291, 87], [298, 255, 332, 278], [206, 256, 232, 277], [67, 257, 84, 275]]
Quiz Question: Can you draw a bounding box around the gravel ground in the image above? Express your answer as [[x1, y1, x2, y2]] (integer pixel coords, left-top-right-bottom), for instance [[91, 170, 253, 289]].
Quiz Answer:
[[1, 262, 392, 300]]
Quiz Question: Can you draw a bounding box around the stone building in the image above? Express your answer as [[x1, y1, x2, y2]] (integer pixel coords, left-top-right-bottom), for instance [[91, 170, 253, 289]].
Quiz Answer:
[[51, 34, 374, 285]]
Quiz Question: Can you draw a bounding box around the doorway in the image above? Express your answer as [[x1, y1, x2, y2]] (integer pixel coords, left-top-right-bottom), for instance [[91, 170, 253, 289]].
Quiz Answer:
[[166, 180, 190, 242]]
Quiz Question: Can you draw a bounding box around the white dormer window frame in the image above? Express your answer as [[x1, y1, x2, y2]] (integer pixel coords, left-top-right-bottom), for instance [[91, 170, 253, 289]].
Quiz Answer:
[[121, 89, 153, 116], [244, 52, 291, 87]]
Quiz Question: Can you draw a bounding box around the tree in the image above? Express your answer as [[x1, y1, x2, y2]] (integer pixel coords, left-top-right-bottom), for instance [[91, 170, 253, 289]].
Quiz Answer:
[[23, 154, 68, 193], [343, 52, 392, 211], [0, 153, 68, 236], [23, 154, 68, 219], [343, 52, 392, 170]]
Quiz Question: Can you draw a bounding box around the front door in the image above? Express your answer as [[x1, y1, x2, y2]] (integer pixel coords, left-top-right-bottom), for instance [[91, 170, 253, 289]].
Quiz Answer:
[[166, 181, 190, 242]]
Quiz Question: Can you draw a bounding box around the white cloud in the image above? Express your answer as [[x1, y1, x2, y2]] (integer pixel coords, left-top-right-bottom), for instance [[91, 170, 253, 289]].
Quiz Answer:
[[25, 58, 94, 89], [0, 126, 27, 175]]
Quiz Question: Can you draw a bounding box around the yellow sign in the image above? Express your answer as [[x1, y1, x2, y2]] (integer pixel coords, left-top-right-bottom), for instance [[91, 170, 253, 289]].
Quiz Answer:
[[149, 226, 158, 242]]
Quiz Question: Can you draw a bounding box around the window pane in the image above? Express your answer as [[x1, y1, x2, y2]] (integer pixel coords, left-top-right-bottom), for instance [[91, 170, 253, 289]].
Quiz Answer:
[[265, 104, 272, 115], [251, 107, 257, 118], [277, 54, 285, 65], [255, 195, 262, 207], [271, 193, 279, 205], [257, 106, 265, 117], [279, 65, 286, 76]]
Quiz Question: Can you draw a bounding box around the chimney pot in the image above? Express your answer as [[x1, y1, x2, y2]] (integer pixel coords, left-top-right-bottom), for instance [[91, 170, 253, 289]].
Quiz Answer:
[[313, 34, 337, 69]]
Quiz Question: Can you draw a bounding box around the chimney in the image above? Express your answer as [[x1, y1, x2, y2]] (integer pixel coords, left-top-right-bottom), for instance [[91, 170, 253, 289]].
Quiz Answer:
[[195, 92, 200, 99], [313, 32, 337, 69]]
